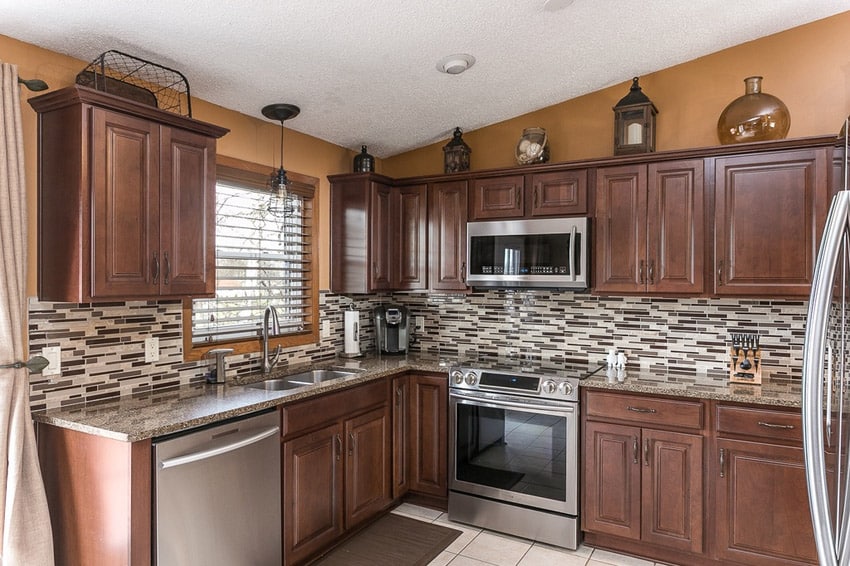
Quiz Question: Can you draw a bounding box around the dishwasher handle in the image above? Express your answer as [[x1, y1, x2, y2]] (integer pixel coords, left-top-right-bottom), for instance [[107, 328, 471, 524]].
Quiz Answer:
[[159, 425, 279, 470]]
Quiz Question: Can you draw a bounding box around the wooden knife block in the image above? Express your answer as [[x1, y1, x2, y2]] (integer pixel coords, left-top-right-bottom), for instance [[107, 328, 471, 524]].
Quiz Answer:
[[729, 347, 762, 384]]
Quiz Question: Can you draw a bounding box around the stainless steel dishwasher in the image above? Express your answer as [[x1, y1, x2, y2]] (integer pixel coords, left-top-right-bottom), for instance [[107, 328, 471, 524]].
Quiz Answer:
[[153, 410, 281, 566]]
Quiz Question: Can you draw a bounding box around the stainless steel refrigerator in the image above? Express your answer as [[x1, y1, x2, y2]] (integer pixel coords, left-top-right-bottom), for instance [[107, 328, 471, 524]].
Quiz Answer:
[[803, 124, 850, 566]]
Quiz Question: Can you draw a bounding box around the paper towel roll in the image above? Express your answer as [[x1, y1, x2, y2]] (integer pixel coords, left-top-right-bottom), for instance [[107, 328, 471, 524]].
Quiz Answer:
[[344, 310, 360, 356]]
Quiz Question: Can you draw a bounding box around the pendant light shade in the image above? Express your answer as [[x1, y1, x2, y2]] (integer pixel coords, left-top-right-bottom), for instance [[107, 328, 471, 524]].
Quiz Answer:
[[262, 103, 300, 216]]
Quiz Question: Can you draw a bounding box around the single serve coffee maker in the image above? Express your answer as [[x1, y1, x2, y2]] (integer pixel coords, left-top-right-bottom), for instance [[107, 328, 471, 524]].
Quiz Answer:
[[374, 304, 411, 355]]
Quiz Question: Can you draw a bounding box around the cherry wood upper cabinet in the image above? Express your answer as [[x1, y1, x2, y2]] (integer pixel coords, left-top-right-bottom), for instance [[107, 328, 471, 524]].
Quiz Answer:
[[329, 175, 427, 293], [469, 169, 587, 220], [713, 148, 828, 296], [29, 85, 227, 302], [595, 160, 703, 294], [428, 180, 468, 291]]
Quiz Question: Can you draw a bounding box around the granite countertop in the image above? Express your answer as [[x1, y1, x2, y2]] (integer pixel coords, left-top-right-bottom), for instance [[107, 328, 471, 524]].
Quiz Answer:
[[32, 353, 805, 442]]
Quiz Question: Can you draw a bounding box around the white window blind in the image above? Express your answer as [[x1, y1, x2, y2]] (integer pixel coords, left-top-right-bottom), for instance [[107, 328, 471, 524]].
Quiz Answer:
[[191, 180, 314, 344]]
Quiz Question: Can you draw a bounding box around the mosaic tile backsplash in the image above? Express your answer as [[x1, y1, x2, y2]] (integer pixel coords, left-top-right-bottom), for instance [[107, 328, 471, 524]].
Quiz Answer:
[[28, 290, 806, 411]]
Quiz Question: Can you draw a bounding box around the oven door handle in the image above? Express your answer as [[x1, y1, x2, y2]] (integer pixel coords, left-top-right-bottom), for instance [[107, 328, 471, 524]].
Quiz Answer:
[[450, 391, 576, 414]]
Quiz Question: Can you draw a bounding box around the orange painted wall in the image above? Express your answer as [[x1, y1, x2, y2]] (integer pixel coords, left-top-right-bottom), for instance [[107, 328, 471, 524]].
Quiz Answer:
[[383, 11, 850, 178]]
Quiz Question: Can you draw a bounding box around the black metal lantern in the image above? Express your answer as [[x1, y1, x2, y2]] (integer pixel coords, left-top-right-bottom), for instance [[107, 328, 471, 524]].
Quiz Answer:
[[443, 127, 471, 173], [613, 77, 658, 155]]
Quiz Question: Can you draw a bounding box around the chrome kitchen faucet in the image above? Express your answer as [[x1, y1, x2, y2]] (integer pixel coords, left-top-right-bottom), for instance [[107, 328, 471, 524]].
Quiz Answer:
[[262, 305, 282, 374]]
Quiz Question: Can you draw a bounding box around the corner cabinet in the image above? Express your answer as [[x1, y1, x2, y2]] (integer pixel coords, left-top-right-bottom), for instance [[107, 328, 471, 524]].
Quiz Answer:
[[713, 148, 828, 296], [29, 85, 228, 302], [329, 174, 427, 293], [595, 159, 704, 294]]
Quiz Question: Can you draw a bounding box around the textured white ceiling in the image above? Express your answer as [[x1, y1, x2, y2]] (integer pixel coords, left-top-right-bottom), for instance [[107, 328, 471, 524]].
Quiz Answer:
[[2, 1, 848, 157]]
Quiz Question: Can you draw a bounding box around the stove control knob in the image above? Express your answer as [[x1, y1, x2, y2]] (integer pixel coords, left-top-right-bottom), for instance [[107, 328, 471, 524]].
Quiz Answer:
[[450, 370, 464, 385], [541, 380, 557, 394], [558, 381, 574, 396], [464, 371, 478, 386]]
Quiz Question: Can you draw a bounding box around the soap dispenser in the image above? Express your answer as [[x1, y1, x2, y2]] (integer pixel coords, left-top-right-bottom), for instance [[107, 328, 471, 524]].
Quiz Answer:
[[204, 348, 234, 384]]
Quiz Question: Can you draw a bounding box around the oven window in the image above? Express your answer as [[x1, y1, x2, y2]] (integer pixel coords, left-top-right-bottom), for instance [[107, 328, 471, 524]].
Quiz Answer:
[[455, 404, 567, 501]]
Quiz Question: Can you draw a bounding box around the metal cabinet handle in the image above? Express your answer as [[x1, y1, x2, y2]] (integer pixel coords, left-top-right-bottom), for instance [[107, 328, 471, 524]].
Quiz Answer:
[[396, 386, 403, 406], [757, 421, 795, 430], [627, 406, 657, 414], [163, 251, 170, 285], [461, 261, 467, 284], [335, 434, 342, 461], [348, 432, 355, 456], [639, 260, 645, 284], [632, 436, 639, 464], [644, 438, 650, 466], [717, 260, 724, 286], [534, 186, 540, 208], [152, 252, 160, 284], [648, 259, 655, 284], [719, 448, 726, 478], [516, 189, 521, 209]]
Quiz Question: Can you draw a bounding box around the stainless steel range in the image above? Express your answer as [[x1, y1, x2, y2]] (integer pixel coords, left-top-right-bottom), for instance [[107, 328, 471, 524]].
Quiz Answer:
[[448, 357, 603, 550]]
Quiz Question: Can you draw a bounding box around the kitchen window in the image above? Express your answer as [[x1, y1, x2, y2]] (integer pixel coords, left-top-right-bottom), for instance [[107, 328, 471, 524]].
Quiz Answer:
[[183, 156, 318, 360]]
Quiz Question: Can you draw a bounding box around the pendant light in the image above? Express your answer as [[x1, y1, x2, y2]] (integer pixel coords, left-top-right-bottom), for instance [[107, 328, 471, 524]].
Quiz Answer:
[[262, 103, 301, 216]]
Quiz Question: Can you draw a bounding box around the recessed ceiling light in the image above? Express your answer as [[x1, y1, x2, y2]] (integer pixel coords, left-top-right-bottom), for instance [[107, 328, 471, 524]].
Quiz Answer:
[[436, 54, 476, 75], [543, 0, 575, 11]]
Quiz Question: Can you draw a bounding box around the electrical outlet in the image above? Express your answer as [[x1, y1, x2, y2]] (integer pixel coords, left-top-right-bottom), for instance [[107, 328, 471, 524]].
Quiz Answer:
[[321, 320, 331, 339], [415, 316, 425, 332], [145, 337, 160, 362], [42, 346, 61, 376]]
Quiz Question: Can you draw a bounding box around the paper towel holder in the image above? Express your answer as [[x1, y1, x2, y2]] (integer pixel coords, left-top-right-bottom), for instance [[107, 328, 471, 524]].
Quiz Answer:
[[341, 304, 363, 358]]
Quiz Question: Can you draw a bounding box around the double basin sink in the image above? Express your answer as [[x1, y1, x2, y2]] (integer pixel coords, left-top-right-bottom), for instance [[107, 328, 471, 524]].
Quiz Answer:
[[245, 369, 361, 392]]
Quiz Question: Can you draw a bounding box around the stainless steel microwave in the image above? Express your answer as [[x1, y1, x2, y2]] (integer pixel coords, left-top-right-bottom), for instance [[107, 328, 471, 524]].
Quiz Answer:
[[466, 217, 589, 289]]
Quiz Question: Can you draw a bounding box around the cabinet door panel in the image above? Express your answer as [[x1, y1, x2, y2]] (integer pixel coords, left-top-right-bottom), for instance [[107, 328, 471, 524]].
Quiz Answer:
[[283, 423, 343, 566], [529, 169, 588, 217], [160, 127, 216, 296], [715, 439, 817, 565], [470, 176, 524, 220], [370, 182, 393, 290], [345, 407, 392, 529], [714, 149, 828, 296], [91, 108, 160, 297], [409, 374, 448, 497], [392, 375, 411, 499], [583, 421, 641, 539], [642, 429, 703, 553], [429, 180, 468, 290], [595, 165, 647, 293], [647, 160, 704, 294], [394, 184, 427, 290]]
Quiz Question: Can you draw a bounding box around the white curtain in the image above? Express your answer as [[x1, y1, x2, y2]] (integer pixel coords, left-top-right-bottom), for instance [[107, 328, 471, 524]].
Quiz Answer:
[[0, 63, 54, 565]]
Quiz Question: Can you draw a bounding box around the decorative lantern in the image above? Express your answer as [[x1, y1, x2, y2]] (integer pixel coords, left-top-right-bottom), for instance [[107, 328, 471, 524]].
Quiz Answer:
[[443, 127, 471, 173], [353, 145, 375, 172], [613, 77, 658, 155]]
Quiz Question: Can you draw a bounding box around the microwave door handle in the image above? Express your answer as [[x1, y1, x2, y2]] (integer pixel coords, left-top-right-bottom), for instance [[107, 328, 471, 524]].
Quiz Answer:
[[569, 224, 577, 281]]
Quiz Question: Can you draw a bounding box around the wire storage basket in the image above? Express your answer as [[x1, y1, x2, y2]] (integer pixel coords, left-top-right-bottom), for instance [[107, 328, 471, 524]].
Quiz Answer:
[[76, 50, 192, 117]]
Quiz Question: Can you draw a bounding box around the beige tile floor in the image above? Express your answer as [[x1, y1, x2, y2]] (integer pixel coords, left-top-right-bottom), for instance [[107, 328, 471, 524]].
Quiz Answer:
[[391, 503, 678, 566]]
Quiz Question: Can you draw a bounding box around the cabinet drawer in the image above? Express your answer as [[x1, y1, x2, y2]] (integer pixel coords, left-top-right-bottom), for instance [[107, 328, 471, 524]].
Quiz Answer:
[[585, 390, 704, 430], [281, 379, 387, 438], [716, 405, 802, 443]]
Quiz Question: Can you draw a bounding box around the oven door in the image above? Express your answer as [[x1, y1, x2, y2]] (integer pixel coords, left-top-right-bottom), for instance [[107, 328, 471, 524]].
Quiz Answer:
[[449, 390, 578, 515]]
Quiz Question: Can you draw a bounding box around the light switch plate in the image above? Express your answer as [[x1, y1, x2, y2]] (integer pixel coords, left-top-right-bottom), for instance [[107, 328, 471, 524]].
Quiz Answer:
[[145, 337, 160, 362], [416, 316, 424, 332], [321, 320, 331, 339], [42, 346, 61, 376]]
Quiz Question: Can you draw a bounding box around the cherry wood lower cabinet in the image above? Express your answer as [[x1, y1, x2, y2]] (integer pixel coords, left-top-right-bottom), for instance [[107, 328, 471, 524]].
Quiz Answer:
[[583, 391, 818, 566], [281, 379, 392, 565], [713, 404, 817, 565], [36, 423, 151, 566], [583, 393, 704, 557], [391, 372, 449, 507]]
